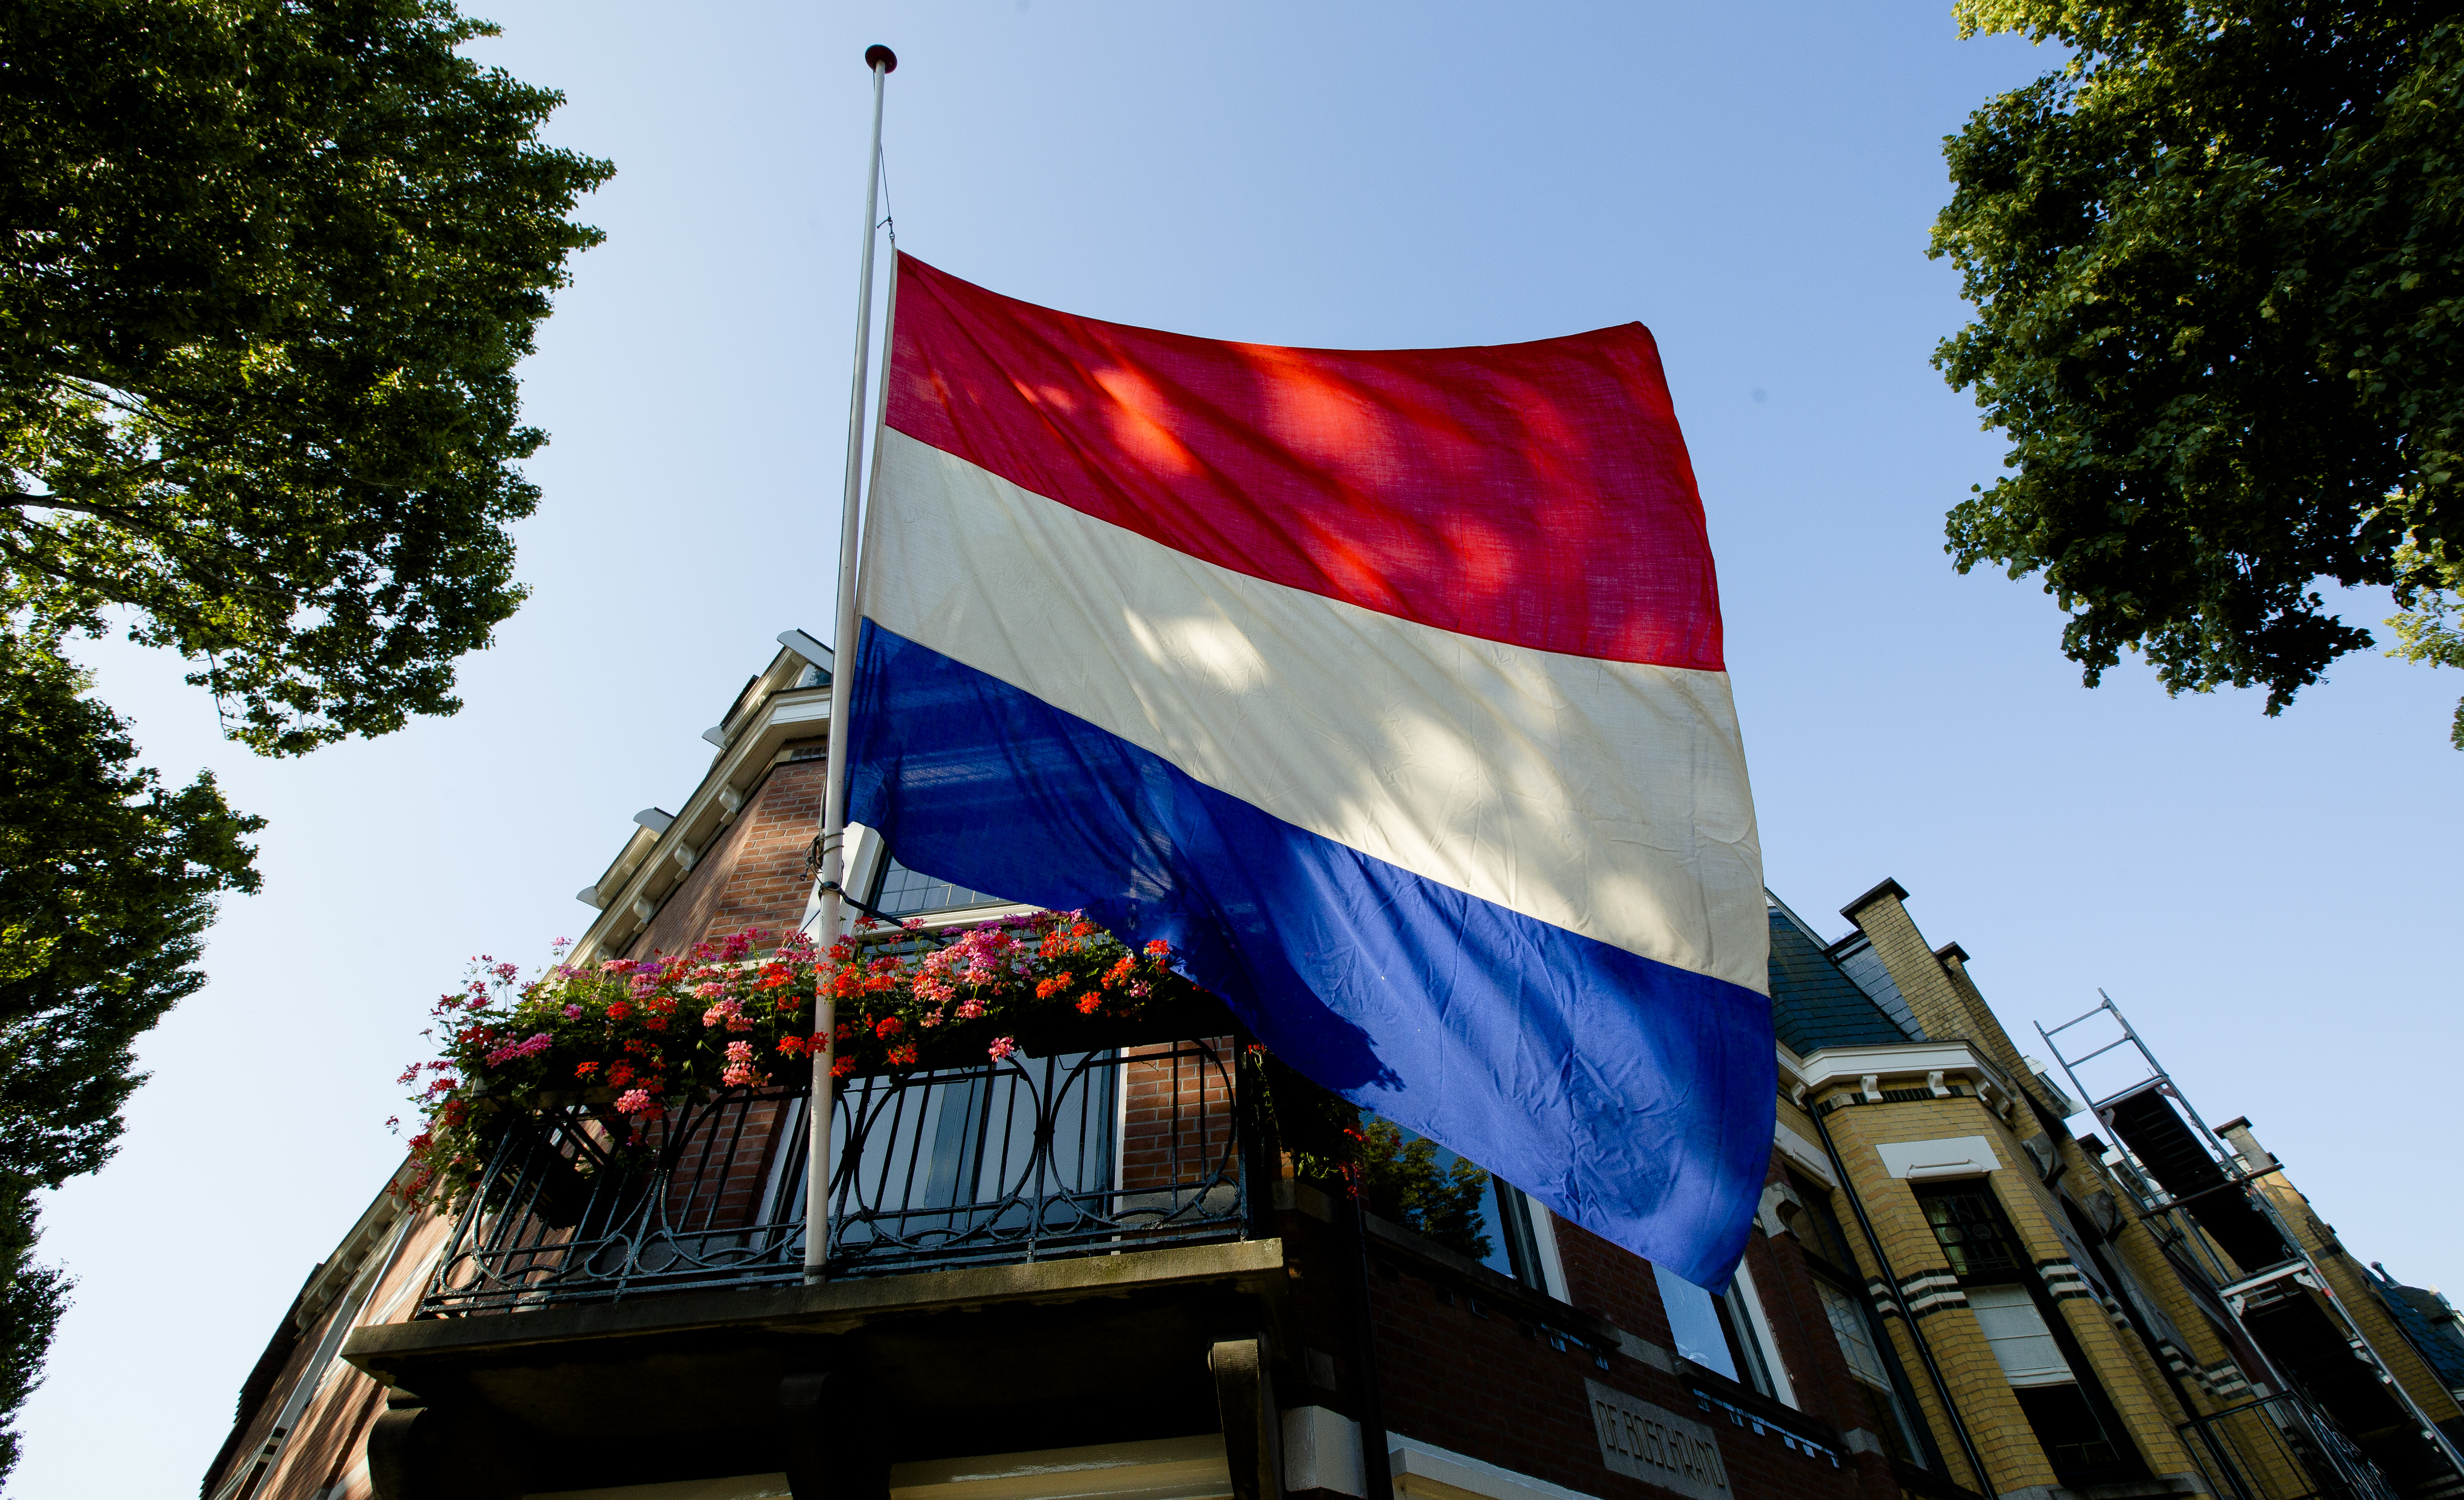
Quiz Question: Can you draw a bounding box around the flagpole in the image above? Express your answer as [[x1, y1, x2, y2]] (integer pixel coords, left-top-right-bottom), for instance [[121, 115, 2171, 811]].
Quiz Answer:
[[807, 40, 896, 1284]]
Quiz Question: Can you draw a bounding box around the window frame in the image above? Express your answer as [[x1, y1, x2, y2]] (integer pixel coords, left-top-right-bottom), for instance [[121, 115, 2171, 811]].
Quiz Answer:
[[1651, 1259, 1793, 1407], [1911, 1176, 2149, 1488]]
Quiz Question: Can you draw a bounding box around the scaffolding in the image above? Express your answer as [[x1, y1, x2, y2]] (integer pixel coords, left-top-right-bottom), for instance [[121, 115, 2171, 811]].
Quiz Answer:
[[2038, 992, 2464, 1500]]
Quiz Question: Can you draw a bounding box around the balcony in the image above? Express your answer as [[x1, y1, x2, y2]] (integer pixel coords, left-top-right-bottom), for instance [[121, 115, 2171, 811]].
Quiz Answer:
[[421, 1035, 1254, 1316]]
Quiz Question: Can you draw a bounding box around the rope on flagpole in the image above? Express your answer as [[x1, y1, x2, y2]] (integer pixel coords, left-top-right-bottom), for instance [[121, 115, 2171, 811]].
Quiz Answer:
[[807, 40, 897, 1285], [877, 141, 897, 246]]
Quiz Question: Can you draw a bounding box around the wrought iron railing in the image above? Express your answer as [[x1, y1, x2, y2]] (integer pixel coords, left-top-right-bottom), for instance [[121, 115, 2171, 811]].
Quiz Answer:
[[2178, 1391, 2404, 1500], [420, 1038, 1247, 1315]]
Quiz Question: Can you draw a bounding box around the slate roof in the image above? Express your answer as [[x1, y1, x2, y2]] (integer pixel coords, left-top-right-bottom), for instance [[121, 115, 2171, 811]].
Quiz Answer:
[[2369, 1268, 2464, 1389], [1826, 933, 1925, 1041], [1765, 896, 1922, 1056]]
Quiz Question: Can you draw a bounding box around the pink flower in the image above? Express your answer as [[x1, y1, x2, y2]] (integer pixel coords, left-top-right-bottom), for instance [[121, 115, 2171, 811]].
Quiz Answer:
[[562, 1005, 583, 1019], [987, 1036, 1018, 1062], [725, 1040, 755, 1064], [615, 1088, 655, 1115], [482, 1033, 554, 1067]]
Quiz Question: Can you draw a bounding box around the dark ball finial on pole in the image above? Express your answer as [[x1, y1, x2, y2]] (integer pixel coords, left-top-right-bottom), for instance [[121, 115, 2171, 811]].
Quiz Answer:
[[865, 44, 898, 73]]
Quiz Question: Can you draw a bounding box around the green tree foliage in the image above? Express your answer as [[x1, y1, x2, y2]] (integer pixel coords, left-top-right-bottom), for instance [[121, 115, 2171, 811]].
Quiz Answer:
[[1, 0, 614, 755], [2385, 540, 2464, 744], [0, 627, 260, 1483], [1932, 2, 2464, 732], [0, 1185, 68, 1489], [0, 2, 605, 1473], [0, 631, 263, 1190], [1358, 1119, 1494, 1263]]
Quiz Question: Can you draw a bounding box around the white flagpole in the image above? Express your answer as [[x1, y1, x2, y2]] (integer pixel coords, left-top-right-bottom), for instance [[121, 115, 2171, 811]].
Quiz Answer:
[[807, 41, 896, 1284]]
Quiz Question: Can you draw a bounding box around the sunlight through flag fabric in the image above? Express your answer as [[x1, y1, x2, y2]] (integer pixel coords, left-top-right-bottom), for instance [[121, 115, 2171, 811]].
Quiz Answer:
[[844, 253, 1772, 1288]]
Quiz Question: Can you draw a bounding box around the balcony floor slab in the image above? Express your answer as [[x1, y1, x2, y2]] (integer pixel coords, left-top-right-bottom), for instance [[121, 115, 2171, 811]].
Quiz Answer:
[[342, 1237, 1291, 1498]]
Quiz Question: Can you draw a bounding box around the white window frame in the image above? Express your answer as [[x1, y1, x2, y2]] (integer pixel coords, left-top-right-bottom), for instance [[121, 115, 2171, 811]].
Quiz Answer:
[[1727, 1262, 1797, 1408], [1525, 1197, 1570, 1302]]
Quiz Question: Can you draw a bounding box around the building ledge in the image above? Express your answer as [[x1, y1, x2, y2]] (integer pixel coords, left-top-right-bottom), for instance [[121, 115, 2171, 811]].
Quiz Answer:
[[1996, 1473, 2210, 1500], [345, 1235, 1288, 1375]]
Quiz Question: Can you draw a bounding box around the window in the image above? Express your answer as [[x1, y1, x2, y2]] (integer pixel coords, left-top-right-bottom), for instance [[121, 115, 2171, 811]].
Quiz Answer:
[[1817, 1280, 1930, 1465], [1918, 1182, 2022, 1275], [1653, 1261, 1790, 1405], [872, 855, 1006, 917], [2009, 1386, 2124, 1476], [1819, 1280, 1894, 1389], [1914, 1181, 2142, 1486], [1360, 1120, 1563, 1296], [1965, 1283, 2123, 1472], [1967, 1284, 2074, 1386]]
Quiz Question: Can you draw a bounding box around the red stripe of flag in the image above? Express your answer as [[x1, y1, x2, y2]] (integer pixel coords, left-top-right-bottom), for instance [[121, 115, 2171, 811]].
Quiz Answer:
[[884, 254, 1724, 672]]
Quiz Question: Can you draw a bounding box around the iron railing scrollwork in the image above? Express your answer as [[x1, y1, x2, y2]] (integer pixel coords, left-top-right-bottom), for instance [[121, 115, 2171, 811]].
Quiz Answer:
[[420, 1037, 1244, 1315]]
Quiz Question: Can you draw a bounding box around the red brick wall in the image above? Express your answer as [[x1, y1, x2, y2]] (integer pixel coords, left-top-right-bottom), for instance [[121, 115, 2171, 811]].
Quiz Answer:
[[627, 751, 827, 961], [1356, 1151, 1903, 1500], [1118, 1036, 1239, 1195], [653, 1093, 796, 1232], [1367, 1255, 1882, 1500]]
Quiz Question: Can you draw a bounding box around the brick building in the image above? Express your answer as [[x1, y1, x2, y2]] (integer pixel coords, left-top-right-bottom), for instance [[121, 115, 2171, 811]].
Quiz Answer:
[[204, 638, 2464, 1500]]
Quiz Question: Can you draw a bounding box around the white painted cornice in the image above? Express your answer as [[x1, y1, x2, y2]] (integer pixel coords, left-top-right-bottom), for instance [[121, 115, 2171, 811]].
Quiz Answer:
[[1787, 1040, 2024, 1122], [572, 679, 834, 964]]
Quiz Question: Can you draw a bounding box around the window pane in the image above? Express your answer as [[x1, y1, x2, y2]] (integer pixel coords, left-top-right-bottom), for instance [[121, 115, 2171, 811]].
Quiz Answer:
[[1967, 1284, 2074, 1387], [874, 856, 1006, 917], [1489, 1179, 1547, 1290], [1819, 1281, 1892, 1389], [1654, 1262, 1739, 1381], [1361, 1119, 1539, 1283], [1814, 1281, 1929, 1464]]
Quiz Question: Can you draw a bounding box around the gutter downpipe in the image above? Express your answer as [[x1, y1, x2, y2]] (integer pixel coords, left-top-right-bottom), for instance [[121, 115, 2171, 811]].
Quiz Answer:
[[1808, 1090, 1994, 1496], [1345, 1185, 1395, 1500]]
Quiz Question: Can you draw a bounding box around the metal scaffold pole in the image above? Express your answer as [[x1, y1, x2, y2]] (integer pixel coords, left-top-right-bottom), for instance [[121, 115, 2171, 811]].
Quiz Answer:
[[807, 41, 896, 1284], [2039, 991, 2464, 1488]]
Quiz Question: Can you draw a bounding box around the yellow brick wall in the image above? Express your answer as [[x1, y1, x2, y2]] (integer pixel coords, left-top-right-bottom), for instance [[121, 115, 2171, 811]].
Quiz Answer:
[[1987, 1150, 2201, 1478], [1823, 1094, 2061, 1493], [1806, 881, 2451, 1500]]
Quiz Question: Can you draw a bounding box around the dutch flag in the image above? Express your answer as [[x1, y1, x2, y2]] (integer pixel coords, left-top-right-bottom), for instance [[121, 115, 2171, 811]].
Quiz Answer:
[[844, 254, 1773, 1288]]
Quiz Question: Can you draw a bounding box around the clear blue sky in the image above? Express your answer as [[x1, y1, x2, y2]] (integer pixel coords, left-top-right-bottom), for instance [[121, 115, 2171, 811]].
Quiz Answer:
[[25, 3, 2462, 1493]]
